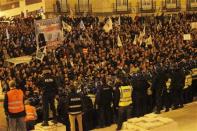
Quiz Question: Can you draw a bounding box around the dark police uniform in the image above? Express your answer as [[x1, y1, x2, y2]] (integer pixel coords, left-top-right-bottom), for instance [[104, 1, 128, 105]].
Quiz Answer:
[[132, 72, 149, 117], [162, 77, 172, 112], [95, 82, 113, 127], [67, 86, 84, 131], [152, 66, 167, 114], [183, 71, 193, 103], [39, 70, 58, 126], [171, 66, 185, 109]]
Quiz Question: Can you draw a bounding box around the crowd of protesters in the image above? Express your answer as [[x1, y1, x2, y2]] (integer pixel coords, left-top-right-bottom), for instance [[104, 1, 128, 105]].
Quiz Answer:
[[0, 11, 197, 131]]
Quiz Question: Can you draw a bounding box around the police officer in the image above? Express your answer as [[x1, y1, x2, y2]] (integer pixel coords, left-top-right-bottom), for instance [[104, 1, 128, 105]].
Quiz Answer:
[[163, 76, 172, 112], [67, 81, 84, 131], [95, 77, 113, 128], [146, 79, 153, 114], [153, 64, 167, 114], [132, 69, 149, 117], [171, 63, 185, 109], [114, 77, 133, 130], [183, 70, 193, 103], [39, 66, 58, 126]]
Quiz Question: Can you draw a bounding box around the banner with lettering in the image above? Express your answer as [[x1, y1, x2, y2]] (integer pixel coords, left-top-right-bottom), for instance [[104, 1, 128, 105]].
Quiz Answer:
[[34, 17, 63, 49]]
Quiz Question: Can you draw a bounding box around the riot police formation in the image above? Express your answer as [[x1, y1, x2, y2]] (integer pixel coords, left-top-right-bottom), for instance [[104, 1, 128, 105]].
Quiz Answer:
[[3, 60, 196, 131]]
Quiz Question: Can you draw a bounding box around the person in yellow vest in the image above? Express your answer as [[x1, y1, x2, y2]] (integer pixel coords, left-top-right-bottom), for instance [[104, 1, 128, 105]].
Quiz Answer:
[[25, 100, 37, 130], [114, 78, 133, 130], [4, 80, 26, 131]]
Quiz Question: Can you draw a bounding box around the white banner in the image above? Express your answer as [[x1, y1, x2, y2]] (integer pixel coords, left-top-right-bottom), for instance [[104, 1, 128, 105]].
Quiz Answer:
[[183, 34, 191, 40], [6, 56, 32, 65], [191, 22, 197, 29]]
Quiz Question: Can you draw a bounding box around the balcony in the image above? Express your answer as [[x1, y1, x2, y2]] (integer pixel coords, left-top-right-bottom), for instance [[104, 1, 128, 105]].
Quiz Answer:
[[113, 3, 131, 14], [75, 4, 92, 15], [162, 0, 181, 12], [138, 0, 156, 13], [25, 0, 42, 5], [187, 0, 197, 11], [0, 0, 19, 11]]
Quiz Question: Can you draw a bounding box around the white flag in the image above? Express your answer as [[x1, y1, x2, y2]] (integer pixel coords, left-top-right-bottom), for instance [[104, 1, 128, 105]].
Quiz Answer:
[[62, 21, 72, 32], [90, 25, 93, 29], [36, 46, 46, 62], [169, 14, 172, 24], [133, 35, 137, 45], [117, 35, 123, 47], [142, 25, 146, 36], [6, 28, 9, 39], [157, 21, 162, 31], [118, 16, 121, 25], [145, 35, 153, 46], [103, 18, 113, 32], [138, 31, 145, 45], [80, 20, 86, 30]]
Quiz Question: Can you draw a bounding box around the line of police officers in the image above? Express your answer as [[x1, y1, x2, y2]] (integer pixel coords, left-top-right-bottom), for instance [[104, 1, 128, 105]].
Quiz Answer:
[[31, 59, 196, 131]]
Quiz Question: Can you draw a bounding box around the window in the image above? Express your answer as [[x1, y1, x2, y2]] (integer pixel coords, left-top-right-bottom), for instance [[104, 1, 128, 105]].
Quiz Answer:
[[61, 0, 68, 12], [116, 0, 128, 6], [115, 0, 129, 12], [191, 0, 197, 3], [166, 0, 176, 3], [165, 0, 177, 9], [141, 0, 152, 10], [190, 0, 197, 8], [76, 0, 90, 12], [123, 0, 128, 5], [142, 0, 151, 6]]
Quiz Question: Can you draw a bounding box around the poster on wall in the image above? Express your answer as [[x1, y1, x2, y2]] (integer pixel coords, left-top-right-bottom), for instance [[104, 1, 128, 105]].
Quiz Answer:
[[34, 17, 63, 50]]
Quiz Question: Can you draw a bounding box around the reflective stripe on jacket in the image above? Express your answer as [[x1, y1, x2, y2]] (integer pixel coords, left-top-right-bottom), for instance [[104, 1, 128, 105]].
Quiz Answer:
[[184, 75, 192, 89], [25, 105, 37, 121], [7, 89, 24, 113], [119, 86, 132, 107]]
